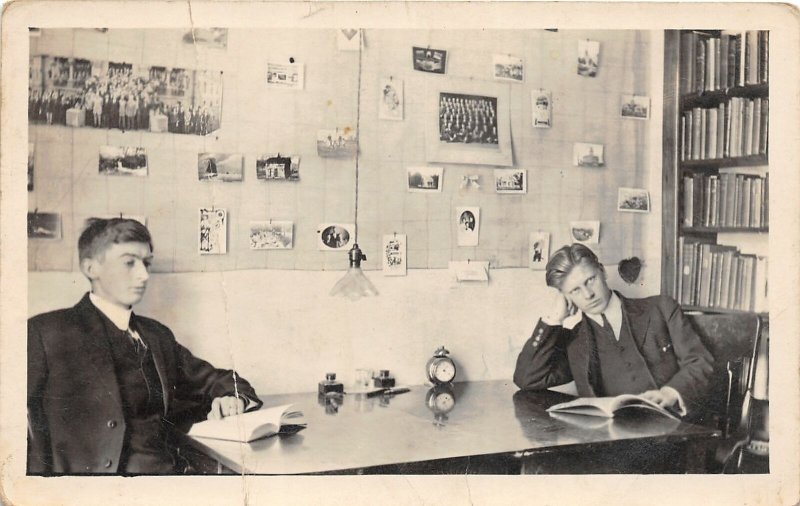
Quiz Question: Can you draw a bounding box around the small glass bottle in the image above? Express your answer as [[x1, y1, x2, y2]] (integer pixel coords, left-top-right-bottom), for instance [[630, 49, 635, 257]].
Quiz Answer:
[[318, 372, 344, 395], [373, 369, 396, 388]]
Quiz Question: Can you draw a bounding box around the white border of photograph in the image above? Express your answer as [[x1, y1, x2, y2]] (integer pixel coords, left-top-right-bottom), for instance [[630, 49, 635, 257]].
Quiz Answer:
[[617, 187, 651, 213], [378, 77, 404, 121], [569, 220, 600, 244], [337, 29, 361, 51], [249, 221, 294, 249], [494, 169, 526, 194], [573, 142, 605, 167], [456, 206, 480, 247], [531, 89, 552, 128], [621, 94, 650, 120], [266, 62, 304, 90], [528, 231, 550, 270], [492, 53, 524, 83], [199, 207, 227, 255], [198, 153, 244, 182], [317, 223, 356, 251], [407, 166, 443, 192], [382, 234, 407, 276]]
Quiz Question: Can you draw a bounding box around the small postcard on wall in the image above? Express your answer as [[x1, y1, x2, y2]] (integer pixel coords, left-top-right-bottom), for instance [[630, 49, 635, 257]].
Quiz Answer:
[[99, 146, 148, 176], [412, 46, 447, 74], [379, 77, 404, 121], [199, 208, 227, 254], [573, 142, 604, 167], [492, 53, 524, 83], [198, 153, 244, 182], [250, 221, 293, 249], [256, 154, 299, 181], [266, 62, 304, 90], [494, 169, 526, 194], [27, 212, 61, 239], [532, 89, 552, 128], [317, 127, 358, 158], [407, 166, 443, 192], [456, 207, 480, 247], [383, 234, 407, 276], [569, 220, 600, 244], [317, 223, 355, 251], [621, 94, 650, 120], [577, 39, 600, 77], [617, 187, 651, 213], [529, 231, 550, 270]]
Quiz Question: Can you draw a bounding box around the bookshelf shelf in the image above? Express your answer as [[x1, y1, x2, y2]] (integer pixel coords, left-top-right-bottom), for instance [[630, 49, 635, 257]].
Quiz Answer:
[[663, 30, 769, 316]]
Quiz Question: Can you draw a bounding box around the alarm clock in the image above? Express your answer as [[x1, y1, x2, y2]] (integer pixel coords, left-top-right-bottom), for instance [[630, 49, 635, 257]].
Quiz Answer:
[[426, 346, 456, 385]]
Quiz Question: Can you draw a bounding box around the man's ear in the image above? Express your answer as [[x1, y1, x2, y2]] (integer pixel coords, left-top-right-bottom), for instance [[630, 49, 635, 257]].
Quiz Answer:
[[80, 257, 99, 281]]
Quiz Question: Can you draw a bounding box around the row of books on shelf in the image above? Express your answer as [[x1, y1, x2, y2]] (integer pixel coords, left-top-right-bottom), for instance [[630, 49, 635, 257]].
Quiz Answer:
[[682, 172, 768, 229], [680, 30, 768, 94], [678, 239, 767, 313], [681, 97, 768, 161]]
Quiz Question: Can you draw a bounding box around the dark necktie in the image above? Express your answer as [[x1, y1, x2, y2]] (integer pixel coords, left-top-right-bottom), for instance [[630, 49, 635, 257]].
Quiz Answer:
[[125, 327, 147, 359]]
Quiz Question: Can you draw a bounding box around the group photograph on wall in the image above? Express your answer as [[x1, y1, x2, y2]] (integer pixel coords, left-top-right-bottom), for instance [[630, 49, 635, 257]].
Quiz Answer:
[[28, 55, 223, 136]]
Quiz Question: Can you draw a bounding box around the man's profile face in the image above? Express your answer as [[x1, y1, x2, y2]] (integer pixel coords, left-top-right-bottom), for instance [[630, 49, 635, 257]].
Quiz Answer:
[[85, 241, 153, 309], [559, 260, 611, 315]]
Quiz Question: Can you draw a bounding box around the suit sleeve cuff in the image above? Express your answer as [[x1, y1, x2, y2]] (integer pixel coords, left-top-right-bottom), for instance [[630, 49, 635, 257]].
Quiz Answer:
[[661, 386, 687, 416]]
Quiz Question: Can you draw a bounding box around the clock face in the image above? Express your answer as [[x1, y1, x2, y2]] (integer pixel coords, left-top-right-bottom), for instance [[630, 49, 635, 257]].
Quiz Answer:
[[433, 359, 456, 383], [434, 392, 455, 412]]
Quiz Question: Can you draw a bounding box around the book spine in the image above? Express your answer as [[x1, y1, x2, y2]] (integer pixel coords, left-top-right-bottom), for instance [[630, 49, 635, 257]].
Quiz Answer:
[[719, 172, 729, 228], [725, 171, 737, 227], [708, 108, 718, 159], [709, 175, 719, 227], [742, 177, 752, 228], [717, 102, 725, 159], [719, 250, 733, 309], [744, 98, 754, 156], [752, 177, 762, 228], [681, 32, 696, 94], [720, 33, 729, 90], [699, 243, 713, 307], [683, 176, 694, 227], [764, 172, 769, 227], [700, 108, 707, 159], [696, 36, 707, 93], [703, 174, 712, 227], [760, 98, 769, 155], [692, 108, 702, 160], [752, 98, 762, 158], [760, 31, 769, 84], [693, 173, 704, 226], [677, 235, 685, 302], [754, 256, 768, 312]]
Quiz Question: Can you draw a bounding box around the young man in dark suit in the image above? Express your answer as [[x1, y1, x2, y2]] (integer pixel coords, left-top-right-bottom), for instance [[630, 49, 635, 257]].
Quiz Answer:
[[27, 218, 263, 474], [514, 243, 714, 417]]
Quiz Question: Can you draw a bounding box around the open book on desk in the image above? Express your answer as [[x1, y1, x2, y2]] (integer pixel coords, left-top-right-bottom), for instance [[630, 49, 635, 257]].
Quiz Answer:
[[188, 404, 306, 443], [546, 394, 680, 421]]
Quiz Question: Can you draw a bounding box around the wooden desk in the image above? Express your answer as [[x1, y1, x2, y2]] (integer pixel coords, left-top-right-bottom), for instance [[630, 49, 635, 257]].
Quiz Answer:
[[180, 381, 719, 474]]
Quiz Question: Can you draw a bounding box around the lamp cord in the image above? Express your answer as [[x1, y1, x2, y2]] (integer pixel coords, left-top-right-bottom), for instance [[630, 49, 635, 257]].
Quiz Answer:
[[353, 29, 363, 243]]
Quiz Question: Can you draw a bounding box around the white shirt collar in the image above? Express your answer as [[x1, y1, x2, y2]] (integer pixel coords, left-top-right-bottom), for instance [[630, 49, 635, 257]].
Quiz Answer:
[[89, 292, 132, 331], [584, 291, 622, 340]]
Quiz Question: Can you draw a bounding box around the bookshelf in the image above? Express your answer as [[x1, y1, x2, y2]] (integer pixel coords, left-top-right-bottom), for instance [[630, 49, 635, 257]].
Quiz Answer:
[[662, 30, 769, 316]]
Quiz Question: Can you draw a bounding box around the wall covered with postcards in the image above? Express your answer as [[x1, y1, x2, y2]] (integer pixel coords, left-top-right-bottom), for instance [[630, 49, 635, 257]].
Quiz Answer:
[[28, 28, 657, 274]]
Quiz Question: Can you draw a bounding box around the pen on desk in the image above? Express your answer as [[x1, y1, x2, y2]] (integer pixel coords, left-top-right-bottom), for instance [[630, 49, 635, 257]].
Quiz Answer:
[[382, 387, 410, 396]]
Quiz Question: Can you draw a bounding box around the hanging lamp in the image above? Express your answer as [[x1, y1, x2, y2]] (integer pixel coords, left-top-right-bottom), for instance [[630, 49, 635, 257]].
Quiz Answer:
[[330, 30, 378, 301]]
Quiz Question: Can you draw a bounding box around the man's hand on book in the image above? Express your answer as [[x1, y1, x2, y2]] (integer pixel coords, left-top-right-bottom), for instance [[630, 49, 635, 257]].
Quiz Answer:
[[207, 396, 245, 420], [639, 387, 681, 413]]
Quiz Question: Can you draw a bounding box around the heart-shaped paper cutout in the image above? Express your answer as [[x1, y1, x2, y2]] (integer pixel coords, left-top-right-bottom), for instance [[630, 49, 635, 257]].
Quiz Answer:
[[618, 257, 642, 284], [341, 29, 358, 40]]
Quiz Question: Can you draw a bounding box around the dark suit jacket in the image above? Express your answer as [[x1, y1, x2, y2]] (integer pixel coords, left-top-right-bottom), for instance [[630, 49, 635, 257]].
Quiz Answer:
[[27, 293, 262, 474], [513, 293, 714, 412]]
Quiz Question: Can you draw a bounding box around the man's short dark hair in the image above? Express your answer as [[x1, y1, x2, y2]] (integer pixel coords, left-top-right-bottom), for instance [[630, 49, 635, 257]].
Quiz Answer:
[[78, 218, 152, 262], [545, 243, 604, 290]]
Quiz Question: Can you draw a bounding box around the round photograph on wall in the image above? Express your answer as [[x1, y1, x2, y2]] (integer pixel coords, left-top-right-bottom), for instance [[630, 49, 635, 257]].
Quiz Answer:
[[317, 224, 354, 251]]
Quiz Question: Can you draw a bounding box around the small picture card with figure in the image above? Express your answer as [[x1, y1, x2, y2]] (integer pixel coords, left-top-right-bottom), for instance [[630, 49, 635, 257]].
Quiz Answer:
[[577, 39, 600, 77], [199, 208, 227, 255], [256, 154, 299, 181], [621, 94, 650, 120], [379, 77, 404, 121], [266, 62, 304, 90], [99, 146, 148, 176], [198, 153, 244, 182], [407, 166, 443, 192], [412, 46, 447, 74], [317, 223, 355, 251], [494, 169, 526, 194], [617, 187, 651, 213], [492, 53, 524, 83], [383, 234, 407, 276], [456, 207, 480, 247], [249, 221, 293, 249], [337, 29, 361, 51], [532, 89, 552, 128], [569, 220, 600, 244], [27, 212, 61, 239], [573, 142, 604, 167], [529, 231, 550, 270], [316, 127, 358, 158]]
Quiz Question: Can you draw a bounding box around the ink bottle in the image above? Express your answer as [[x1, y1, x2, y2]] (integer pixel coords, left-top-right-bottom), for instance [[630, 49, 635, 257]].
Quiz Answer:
[[373, 369, 396, 388], [318, 372, 344, 395]]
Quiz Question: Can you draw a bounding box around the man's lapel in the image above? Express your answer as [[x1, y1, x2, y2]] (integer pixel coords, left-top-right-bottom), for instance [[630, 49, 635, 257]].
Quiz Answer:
[[75, 294, 124, 409], [619, 292, 651, 350], [131, 314, 171, 416]]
